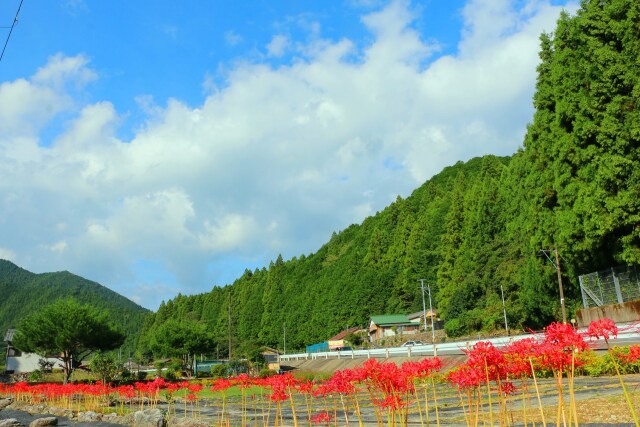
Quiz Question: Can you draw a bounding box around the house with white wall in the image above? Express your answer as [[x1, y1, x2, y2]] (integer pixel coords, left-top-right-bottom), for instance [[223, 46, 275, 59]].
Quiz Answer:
[[4, 329, 64, 374]]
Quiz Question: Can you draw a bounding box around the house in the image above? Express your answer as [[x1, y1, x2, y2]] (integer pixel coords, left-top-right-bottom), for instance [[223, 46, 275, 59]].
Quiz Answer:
[[4, 329, 64, 374], [408, 310, 441, 326], [262, 347, 281, 372], [328, 326, 363, 350], [369, 315, 420, 341]]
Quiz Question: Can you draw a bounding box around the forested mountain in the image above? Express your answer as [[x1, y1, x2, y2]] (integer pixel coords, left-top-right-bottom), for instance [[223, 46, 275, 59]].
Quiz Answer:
[[0, 260, 150, 355], [138, 0, 640, 358]]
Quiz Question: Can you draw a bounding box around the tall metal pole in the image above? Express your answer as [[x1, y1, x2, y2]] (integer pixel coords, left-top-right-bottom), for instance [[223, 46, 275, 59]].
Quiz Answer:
[[500, 285, 508, 333], [228, 293, 232, 360], [427, 284, 435, 344], [554, 248, 567, 324], [417, 279, 428, 332]]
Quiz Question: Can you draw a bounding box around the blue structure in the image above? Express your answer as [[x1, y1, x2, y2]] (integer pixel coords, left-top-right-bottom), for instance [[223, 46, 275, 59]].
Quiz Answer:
[[306, 341, 329, 353]]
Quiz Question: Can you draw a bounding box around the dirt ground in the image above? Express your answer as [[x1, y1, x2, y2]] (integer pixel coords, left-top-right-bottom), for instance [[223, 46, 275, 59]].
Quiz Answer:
[[1, 375, 638, 426]]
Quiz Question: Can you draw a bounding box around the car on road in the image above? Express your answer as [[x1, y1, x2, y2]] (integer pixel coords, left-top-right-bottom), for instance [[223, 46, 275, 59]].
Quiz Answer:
[[401, 340, 424, 347]]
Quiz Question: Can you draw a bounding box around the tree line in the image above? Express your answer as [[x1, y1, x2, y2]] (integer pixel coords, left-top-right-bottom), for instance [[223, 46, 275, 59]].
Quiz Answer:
[[136, 0, 640, 360]]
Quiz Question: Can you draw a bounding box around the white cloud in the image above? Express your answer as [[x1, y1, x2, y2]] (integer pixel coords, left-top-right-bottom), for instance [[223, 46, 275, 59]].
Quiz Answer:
[[0, 0, 573, 310], [42, 240, 68, 253], [200, 214, 260, 252], [0, 247, 16, 261], [267, 35, 290, 57], [32, 54, 97, 89], [224, 30, 243, 46]]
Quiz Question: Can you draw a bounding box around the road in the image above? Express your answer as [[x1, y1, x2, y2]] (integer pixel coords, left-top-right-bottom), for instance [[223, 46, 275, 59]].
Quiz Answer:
[[280, 325, 640, 362]]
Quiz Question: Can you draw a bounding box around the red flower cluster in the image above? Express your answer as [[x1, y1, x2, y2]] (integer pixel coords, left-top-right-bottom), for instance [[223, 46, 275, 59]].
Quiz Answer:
[[587, 318, 618, 341], [311, 411, 332, 425]]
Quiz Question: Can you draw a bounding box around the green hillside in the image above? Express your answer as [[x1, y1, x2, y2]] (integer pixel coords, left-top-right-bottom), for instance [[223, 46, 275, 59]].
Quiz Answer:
[[0, 260, 150, 355], [138, 0, 640, 359]]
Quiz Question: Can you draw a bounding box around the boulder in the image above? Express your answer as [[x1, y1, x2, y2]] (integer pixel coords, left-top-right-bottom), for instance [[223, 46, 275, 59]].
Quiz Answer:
[[0, 399, 13, 410], [119, 413, 135, 426], [43, 408, 68, 418], [0, 419, 22, 427], [167, 417, 209, 427], [102, 412, 128, 425], [77, 411, 102, 422], [28, 417, 57, 427], [133, 409, 166, 427]]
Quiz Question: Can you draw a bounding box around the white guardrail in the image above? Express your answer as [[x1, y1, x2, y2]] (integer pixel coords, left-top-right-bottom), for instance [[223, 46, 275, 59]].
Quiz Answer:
[[279, 327, 640, 362]]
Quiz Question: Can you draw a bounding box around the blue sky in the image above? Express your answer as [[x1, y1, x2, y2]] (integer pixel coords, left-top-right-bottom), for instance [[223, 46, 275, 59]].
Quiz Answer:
[[0, 0, 574, 310]]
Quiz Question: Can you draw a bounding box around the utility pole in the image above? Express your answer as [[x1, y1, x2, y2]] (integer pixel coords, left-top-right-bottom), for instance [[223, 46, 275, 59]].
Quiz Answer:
[[540, 248, 567, 324], [554, 248, 567, 324], [418, 279, 428, 332], [418, 279, 436, 356], [228, 293, 232, 360], [500, 285, 508, 333]]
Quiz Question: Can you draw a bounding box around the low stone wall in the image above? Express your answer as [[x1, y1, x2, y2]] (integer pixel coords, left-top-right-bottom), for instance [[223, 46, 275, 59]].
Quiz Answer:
[[576, 300, 640, 327]]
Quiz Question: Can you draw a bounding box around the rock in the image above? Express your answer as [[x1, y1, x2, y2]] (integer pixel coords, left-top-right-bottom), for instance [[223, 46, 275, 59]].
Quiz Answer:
[[133, 409, 166, 427], [0, 399, 13, 410], [102, 413, 126, 424], [76, 411, 101, 422], [28, 417, 57, 427], [119, 413, 135, 426], [43, 408, 67, 418], [0, 419, 22, 427], [167, 417, 209, 427]]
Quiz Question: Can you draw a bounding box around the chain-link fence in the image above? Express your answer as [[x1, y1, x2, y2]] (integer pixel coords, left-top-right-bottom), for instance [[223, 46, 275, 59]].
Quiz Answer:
[[579, 266, 640, 307]]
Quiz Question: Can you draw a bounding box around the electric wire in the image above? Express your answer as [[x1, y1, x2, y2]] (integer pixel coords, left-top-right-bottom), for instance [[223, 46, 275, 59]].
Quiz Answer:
[[0, 0, 24, 63]]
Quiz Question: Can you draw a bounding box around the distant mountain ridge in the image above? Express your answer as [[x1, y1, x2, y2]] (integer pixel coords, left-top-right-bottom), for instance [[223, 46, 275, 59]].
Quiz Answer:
[[0, 259, 150, 354]]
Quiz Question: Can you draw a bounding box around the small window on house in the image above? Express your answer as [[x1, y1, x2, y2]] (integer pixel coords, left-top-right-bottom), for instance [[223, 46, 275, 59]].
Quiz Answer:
[[8, 348, 22, 357]]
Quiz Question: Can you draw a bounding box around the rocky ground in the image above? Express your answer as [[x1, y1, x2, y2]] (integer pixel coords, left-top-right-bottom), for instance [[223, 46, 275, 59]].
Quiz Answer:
[[0, 399, 209, 427], [1, 375, 639, 426]]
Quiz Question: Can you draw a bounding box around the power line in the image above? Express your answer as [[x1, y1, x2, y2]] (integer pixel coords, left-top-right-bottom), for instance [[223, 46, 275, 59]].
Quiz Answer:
[[0, 0, 24, 63]]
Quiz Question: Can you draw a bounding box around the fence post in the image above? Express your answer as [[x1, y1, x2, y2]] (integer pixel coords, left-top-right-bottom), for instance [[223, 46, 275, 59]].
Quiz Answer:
[[579, 274, 589, 308], [613, 267, 624, 304]]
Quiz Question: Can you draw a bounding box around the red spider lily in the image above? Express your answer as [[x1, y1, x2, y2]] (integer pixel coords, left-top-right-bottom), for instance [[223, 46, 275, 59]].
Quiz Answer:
[[401, 357, 442, 380], [352, 359, 413, 394], [446, 364, 484, 389], [537, 322, 587, 372], [322, 370, 357, 395], [186, 393, 197, 401], [587, 318, 618, 341], [232, 373, 254, 388], [295, 379, 315, 394], [498, 381, 517, 396], [504, 337, 540, 377], [211, 378, 233, 392], [187, 383, 203, 394], [268, 389, 288, 402], [625, 344, 640, 363], [116, 385, 136, 399], [311, 382, 332, 398], [165, 382, 182, 394], [376, 393, 407, 410], [544, 322, 587, 351], [312, 411, 332, 425], [265, 372, 298, 401], [465, 341, 508, 382]]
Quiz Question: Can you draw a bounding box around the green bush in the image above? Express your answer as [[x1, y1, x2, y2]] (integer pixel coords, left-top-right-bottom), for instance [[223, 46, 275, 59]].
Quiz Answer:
[[579, 346, 640, 377], [444, 318, 465, 338], [28, 370, 44, 382], [258, 368, 277, 378], [210, 364, 228, 378]]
